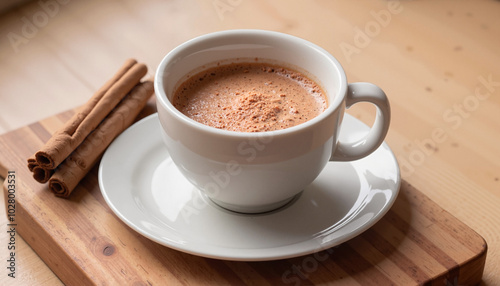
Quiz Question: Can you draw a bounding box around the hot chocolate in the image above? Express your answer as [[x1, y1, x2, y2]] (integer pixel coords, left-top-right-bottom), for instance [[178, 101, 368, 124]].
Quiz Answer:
[[172, 61, 328, 132]]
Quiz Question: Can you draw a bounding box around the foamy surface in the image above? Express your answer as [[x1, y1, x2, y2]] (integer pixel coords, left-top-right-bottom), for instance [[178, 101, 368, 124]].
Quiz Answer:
[[173, 62, 327, 132]]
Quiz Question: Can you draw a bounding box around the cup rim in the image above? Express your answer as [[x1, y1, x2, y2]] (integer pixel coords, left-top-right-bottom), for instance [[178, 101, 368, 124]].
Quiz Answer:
[[155, 29, 348, 138]]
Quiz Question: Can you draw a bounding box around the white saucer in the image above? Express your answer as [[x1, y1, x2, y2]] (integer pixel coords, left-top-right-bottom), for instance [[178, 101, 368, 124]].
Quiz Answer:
[[98, 113, 400, 261]]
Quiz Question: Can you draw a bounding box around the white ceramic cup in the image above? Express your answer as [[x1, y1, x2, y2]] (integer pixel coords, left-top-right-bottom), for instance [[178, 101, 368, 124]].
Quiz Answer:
[[155, 30, 390, 213]]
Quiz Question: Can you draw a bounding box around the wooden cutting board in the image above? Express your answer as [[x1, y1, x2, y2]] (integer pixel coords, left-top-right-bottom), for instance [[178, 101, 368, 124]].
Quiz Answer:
[[0, 101, 487, 285]]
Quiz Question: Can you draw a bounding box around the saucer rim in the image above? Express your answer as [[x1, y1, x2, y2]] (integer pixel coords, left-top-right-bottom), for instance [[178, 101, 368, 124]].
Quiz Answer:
[[98, 113, 400, 261]]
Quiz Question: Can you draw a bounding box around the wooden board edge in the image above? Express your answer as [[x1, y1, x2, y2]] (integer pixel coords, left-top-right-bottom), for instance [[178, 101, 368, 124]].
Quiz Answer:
[[429, 239, 487, 286], [403, 179, 489, 285], [2, 179, 93, 285], [0, 160, 7, 180], [457, 239, 488, 286]]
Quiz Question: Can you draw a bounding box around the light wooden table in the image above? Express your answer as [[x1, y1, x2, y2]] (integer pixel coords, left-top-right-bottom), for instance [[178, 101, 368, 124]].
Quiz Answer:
[[0, 0, 498, 285]]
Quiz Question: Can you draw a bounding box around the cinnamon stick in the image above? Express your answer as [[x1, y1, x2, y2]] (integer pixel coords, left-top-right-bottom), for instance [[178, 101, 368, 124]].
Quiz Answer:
[[48, 81, 154, 198], [32, 165, 54, 183], [33, 59, 147, 169], [27, 157, 37, 172], [28, 157, 53, 183]]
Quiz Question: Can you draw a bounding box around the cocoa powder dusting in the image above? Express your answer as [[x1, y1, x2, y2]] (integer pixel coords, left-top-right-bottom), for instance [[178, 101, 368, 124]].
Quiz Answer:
[[173, 62, 327, 132]]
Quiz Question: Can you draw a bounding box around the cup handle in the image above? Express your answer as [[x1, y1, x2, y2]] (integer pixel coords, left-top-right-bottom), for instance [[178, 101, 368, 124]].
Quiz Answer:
[[330, 82, 391, 161]]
